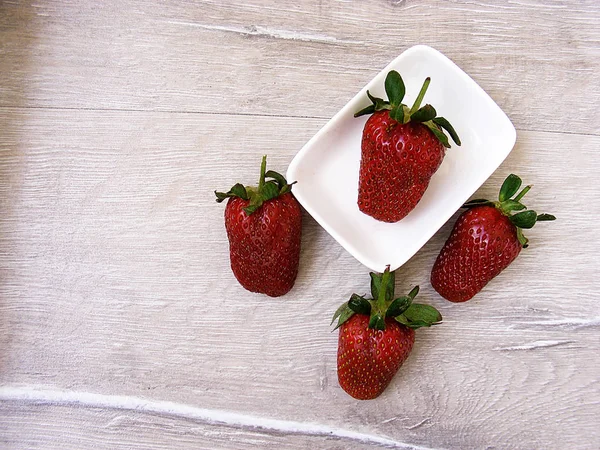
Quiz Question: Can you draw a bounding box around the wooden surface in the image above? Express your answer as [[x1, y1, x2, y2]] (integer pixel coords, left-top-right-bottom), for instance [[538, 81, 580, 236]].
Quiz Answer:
[[1, 1, 599, 449]]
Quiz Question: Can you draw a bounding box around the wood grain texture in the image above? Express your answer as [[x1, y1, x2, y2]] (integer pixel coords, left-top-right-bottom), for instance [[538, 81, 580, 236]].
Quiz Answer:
[[1, 108, 599, 449], [0, 0, 599, 134], [1, 0, 600, 449]]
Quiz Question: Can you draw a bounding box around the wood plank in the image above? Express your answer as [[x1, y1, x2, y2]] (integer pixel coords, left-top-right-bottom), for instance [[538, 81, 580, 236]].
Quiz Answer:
[[1, 108, 599, 448], [0, 400, 385, 450], [0, 0, 599, 134]]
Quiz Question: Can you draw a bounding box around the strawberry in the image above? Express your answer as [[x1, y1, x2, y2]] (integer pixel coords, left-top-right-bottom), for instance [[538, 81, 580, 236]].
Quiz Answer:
[[431, 174, 556, 303], [215, 156, 302, 297], [332, 266, 441, 400], [355, 71, 461, 222]]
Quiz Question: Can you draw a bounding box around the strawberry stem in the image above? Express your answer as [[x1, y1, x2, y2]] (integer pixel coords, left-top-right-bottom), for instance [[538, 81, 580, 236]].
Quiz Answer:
[[369, 265, 392, 330], [258, 155, 267, 192], [410, 77, 431, 115], [513, 185, 532, 202]]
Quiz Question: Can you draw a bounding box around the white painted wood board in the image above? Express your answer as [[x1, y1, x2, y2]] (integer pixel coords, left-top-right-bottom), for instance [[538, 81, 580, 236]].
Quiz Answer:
[[1, 1, 599, 449]]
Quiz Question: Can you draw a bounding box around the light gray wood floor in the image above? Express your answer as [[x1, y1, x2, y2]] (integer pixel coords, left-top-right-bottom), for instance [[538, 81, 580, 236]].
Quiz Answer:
[[1, 1, 599, 449]]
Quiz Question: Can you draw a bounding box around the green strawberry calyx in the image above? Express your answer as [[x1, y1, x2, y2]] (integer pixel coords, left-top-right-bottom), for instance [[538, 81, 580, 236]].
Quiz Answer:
[[462, 173, 556, 248], [354, 70, 461, 149], [214, 155, 295, 215], [331, 266, 442, 331]]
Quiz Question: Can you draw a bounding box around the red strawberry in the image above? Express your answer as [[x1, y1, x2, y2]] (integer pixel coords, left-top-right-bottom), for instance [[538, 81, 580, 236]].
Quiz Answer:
[[431, 174, 556, 302], [215, 156, 302, 297], [332, 266, 441, 400], [355, 71, 461, 222]]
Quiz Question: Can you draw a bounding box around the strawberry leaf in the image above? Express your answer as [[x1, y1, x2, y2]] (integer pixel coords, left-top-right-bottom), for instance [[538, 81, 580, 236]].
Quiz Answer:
[[215, 191, 228, 202], [260, 181, 281, 202], [396, 303, 442, 329], [510, 210, 538, 229], [463, 198, 494, 208], [354, 104, 376, 117], [389, 105, 404, 123], [232, 184, 249, 199], [502, 200, 526, 212], [407, 285, 419, 301], [265, 170, 287, 189], [384, 70, 405, 106], [331, 303, 355, 330], [279, 180, 297, 196], [348, 294, 372, 315], [367, 90, 391, 112], [385, 296, 411, 318], [331, 302, 346, 325], [366, 90, 379, 104], [243, 203, 260, 215], [537, 213, 556, 221], [369, 314, 386, 331], [395, 315, 410, 326], [499, 174, 522, 202], [215, 183, 248, 203], [410, 104, 437, 122], [369, 272, 381, 300], [243, 181, 279, 214], [354, 88, 392, 117], [433, 117, 461, 146], [424, 121, 450, 148], [516, 227, 529, 248], [404, 304, 442, 324]]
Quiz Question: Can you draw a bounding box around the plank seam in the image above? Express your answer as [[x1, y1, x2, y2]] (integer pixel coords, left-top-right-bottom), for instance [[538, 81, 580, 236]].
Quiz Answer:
[[0, 385, 438, 450], [0, 106, 599, 138]]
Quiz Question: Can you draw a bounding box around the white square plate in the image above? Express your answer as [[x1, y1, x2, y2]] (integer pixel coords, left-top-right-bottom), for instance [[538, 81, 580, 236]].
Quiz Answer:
[[287, 45, 516, 272]]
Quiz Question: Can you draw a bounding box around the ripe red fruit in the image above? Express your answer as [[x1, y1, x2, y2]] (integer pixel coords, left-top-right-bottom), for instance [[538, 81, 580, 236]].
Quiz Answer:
[[431, 174, 556, 302], [355, 71, 461, 222], [338, 314, 414, 400], [332, 267, 441, 400], [215, 156, 302, 297]]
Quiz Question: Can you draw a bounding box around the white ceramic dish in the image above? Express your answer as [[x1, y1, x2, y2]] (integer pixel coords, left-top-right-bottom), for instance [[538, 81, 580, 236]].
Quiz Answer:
[[287, 45, 516, 272]]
